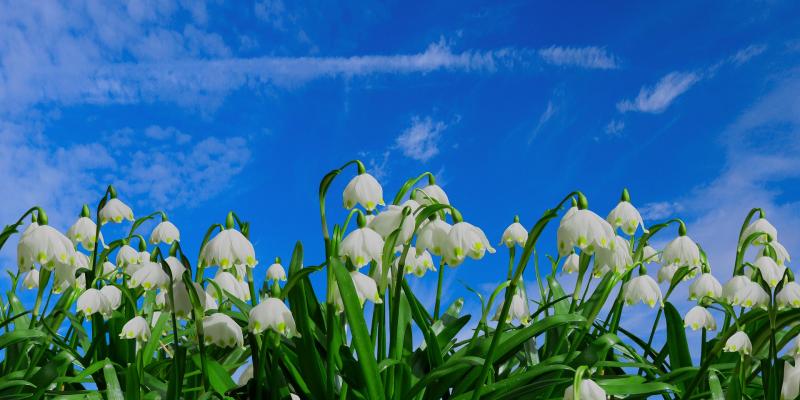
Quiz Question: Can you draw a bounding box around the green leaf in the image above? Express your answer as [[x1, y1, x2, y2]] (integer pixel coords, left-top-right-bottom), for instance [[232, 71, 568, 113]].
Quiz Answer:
[[103, 361, 124, 400], [198, 356, 236, 395], [664, 302, 692, 370], [708, 369, 724, 400]]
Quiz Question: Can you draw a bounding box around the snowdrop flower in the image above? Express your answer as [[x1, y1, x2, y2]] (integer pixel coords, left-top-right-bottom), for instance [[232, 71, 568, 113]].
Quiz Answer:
[[741, 217, 777, 245], [77, 288, 110, 317], [768, 241, 791, 266], [17, 224, 75, 271], [201, 229, 257, 269], [442, 222, 495, 267], [777, 282, 800, 308], [562, 253, 580, 274], [238, 363, 254, 386], [266, 261, 287, 281], [657, 264, 680, 284], [100, 285, 122, 312], [339, 226, 384, 268], [67, 216, 102, 251], [408, 250, 435, 277], [99, 198, 134, 224], [120, 316, 150, 341], [594, 235, 632, 276], [101, 261, 117, 277], [164, 256, 186, 281], [684, 306, 716, 331], [203, 313, 244, 348], [415, 218, 452, 256], [248, 298, 299, 338], [790, 336, 800, 357], [753, 255, 786, 288], [688, 273, 722, 302], [116, 245, 141, 269], [208, 270, 250, 302], [168, 281, 218, 318], [661, 235, 701, 269], [607, 195, 647, 235], [563, 379, 606, 400], [557, 208, 614, 257], [343, 172, 384, 211], [350, 270, 382, 305], [53, 261, 80, 294], [23, 270, 39, 290], [740, 281, 770, 308], [782, 361, 800, 400], [642, 245, 659, 264], [724, 331, 752, 355], [412, 184, 449, 207], [492, 288, 531, 325], [369, 202, 417, 244], [722, 276, 752, 305], [130, 261, 169, 290], [500, 219, 528, 248], [150, 220, 180, 245], [623, 275, 663, 308]]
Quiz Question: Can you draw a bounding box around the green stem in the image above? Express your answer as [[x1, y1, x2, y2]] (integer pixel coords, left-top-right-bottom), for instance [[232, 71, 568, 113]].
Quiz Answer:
[[433, 259, 445, 320]]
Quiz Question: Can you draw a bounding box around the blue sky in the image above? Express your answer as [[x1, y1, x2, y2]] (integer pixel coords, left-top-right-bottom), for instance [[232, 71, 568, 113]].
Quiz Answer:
[[2, 1, 800, 337]]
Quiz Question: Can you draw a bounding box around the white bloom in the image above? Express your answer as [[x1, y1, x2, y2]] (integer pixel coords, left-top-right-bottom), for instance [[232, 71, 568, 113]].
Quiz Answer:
[[208, 270, 250, 302], [339, 227, 384, 268], [130, 261, 169, 290], [661, 235, 701, 270], [369, 202, 417, 244], [150, 220, 180, 245], [248, 298, 298, 337], [782, 360, 800, 400], [237, 363, 253, 386], [164, 256, 186, 281], [23, 270, 39, 290], [768, 241, 791, 266], [562, 253, 580, 274], [116, 245, 141, 269], [791, 336, 800, 357], [77, 288, 110, 317], [741, 217, 777, 245], [412, 184, 449, 207], [642, 245, 659, 264], [415, 218, 452, 256], [168, 281, 218, 318], [67, 217, 102, 251], [408, 250, 435, 277], [442, 222, 495, 266], [723, 331, 752, 354], [99, 198, 134, 224], [203, 313, 244, 348], [343, 173, 384, 211], [350, 270, 382, 305], [17, 225, 75, 271], [594, 235, 632, 276], [500, 222, 528, 248], [623, 275, 663, 308], [266, 262, 287, 281], [200, 229, 257, 269], [607, 201, 647, 235], [100, 285, 122, 311], [722, 276, 752, 305], [557, 208, 614, 257], [740, 281, 770, 308], [101, 261, 117, 277], [778, 282, 800, 308], [492, 287, 531, 324], [563, 379, 606, 400], [753, 255, 786, 288], [684, 306, 716, 331], [657, 264, 680, 284], [119, 316, 150, 341], [688, 273, 722, 301]]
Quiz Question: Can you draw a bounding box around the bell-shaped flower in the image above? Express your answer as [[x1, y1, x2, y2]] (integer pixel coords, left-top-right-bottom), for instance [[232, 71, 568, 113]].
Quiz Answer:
[[411, 184, 449, 207], [339, 227, 384, 268], [562, 253, 580, 274], [442, 222, 495, 267], [408, 250, 435, 277], [657, 264, 680, 284], [623, 275, 663, 308], [17, 224, 75, 271], [67, 217, 102, 251], [723, 331, 752, 355], [237, 363, 254, 386], [740, 281, 770, 308], [100, 285, 122, 312], [202, 313, 244, 348], [164, 256, 186, 281], [768, 241, 791, 266], [167, 281, 218, 318], [130, 261, 169, 290], [99, 198, 134, 224], [661, 235, 701, 269], [777, 282, 800, 308], [500, 221, 528, 248], [116, 245, 141, 269], [563, 379, 606, 400], [23, 269, 39, 290], [593, 235, 632, 277], [120, 316, 151, 341], [101, 261, 117, 277], [642, 245, 659, 264], [753, 255, 786, 288], [782, 360, 800, 400], [688, 273, 722, 302], [343, 173, 384, 211], [369, 202, 417, 244], [350, 270, 382, 305], [200, 229, 257, 269], [248, 298, 299, 338], [492, 287, 531, 325], [53, 261, 81, 294], [684, 306, 716, 331], [77, 288, 110, 317], [722, 275, 752, 305], [741, 217, 777, 245], [557, 208, 614, 257], [607, 200, 647, 235], [150, 220, 180, 245], [266, 262, 287, 281], [208, 270, 250, 302], [415, 218, 451, 256]]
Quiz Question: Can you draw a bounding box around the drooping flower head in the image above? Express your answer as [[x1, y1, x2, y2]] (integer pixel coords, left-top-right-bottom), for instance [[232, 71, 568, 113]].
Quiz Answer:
[[412, 184, 450, 208], [203, 313, 244, 348], [99, 197, 134, 224], [593, 235, 632, 277], [150, 219, 180, 245], [23, 269, 39, 290], [77, 288, 110, 317], [500, 217, 528, 248], [623, 275, 663, 308], [201, 228, 257, 269], [688, 273, 722, 302], [266, 261, 287, 281], [129, 261, 169, 291], [741, 217, 777, 245], [777, 281, 800, 308], [661, 234, 701, 270], [753, 255, 786, 288], [369, 201, 418, 244], [562, 253, 580, 274], [722, 275, 752, 306], [606, 189, 647, 236], [442, 222, 495, 267], [724, 331, 752, 355], [343, 172, 384, 211], [339, 226, 384, 268], [18, 224, 75, 272], [208, 270, 250, 302], [684, 306, 716, 331], [120, 316, 151, 341], [492, 286, 531, 325], [415, 218, 452, 256], [350, 270, 382, 305], [563, 379, 606, 400], [67, 211, 102, 251], [557, 197, 614, 257], [248, 298, 299, 338]]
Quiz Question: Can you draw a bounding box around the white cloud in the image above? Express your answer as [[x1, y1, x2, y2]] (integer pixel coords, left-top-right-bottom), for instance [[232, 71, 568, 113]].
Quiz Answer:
[[144, 125, 192, 143], [538, 46, 619, 70], [638, 201, 685, 220], [617, 71, 700, 113], [604, 119, 625, 136], [395, 117, 448, 162], [730, 44, 767, 66], [529, 101, 557, 142]]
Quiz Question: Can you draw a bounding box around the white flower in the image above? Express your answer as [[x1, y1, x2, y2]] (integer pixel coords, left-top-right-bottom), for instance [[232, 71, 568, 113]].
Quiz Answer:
[[248, 298, 298, 337], [741, 217, 777, 245], [782, 360, 800, 400], [623, 275, 663, 308], [657, 264, 680, 284], [492, 287, 531, 324], [266, 262, 287, 281], [407, 250, 435, 277], [203, 313, 244, 348], [168, 281, 218, 318], [99, 198, 134, 224], [369, 202, 417, 244], [53, 262, 81, 293], [442, 222, 495, 267], [17, 224, 75, 271], [594, 235, 632, 276], [237, 363, 253, 386], [740, 281, 770, 309], [208, 270, 250, 302], [500, 222, 528, 248], [116, 245, 141, 269], [563, 379, 606, 400], [77, 288, 110, 317], [23, 270, 39, 290], [350, 270, 382, 305], [607, 201, 647, 235], [130, 261, 169, 290], [150, 220, 180, 245], [200, 229, 257, 269], [557, 208, 614, 257], [723, 331, 752, 355], [684, 306, 716, 331], [339, 227, 384, 268], [100, 285, 122, 312], [101, 261, 117, 277], [768, 241, 791, 266], [777, 282, 800, 308], [164, 256, 186, 281], [790, 336, 800, 357], [642, 245, 659, 264], [688, 273, 722, 301], [753, 255, 786, 288], [415, 218, 451, 256], [67, 217, 102, 251], [412, 184, 449, 207], [661, 235, 701, 269], [722, 276, 752, 305], [562, 253, 580, 274], [343, 173, 384, 211], [120, 316, 151, 341]]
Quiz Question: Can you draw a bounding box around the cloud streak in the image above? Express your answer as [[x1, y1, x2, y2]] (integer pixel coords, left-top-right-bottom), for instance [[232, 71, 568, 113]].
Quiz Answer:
[[617, 71, 700, 113], [538, 46, 620, 70]]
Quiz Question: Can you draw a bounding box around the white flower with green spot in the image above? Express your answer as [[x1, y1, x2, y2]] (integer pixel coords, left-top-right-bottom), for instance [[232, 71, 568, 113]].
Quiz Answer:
[[343, 173, 384, 211], [266, 262, 287, 281], [442, 222, 495, 267], [557, 208, 614, 257], [23, 269, 39, 290], [168, 281, 218, 319], [200, 229, 257, 269], [208, 270, 250, 302], [753, 255, 786, 288], [100, 285, 122, 313], [248, 298, 299, 338], [492, 286, 531, 325], [411, 184, 449, 207], [67, 216, 102, 251], [782, 359, 800, 400], [203, 313, 243, 348], [740, 281, 769, 309], [642, 245, 659, 264], [350, 270, 382, 305], [684, 306, 716, 331], [767, 241, 791, 266], [657, 264, 680, 284], [164, 256, 186, 281], [77, 288, 110, 317], [722, 275, 751, 305], [369, 201, 418, 244], [129, 261, 169, 291], [688, 273, 722, 302], [17, 224, 75, 272], [777, 282, 800, 308], [607, 200, 647, 236], [150, 220, 180, 245], [500, 221, 528, 248], [415, 218, 451, 256], [116, 244, 141, 269], [741, 217, 777, 245], [623, 275, 662, 308], [119, 316, 150, 341], [339, 227, 384, 268], [408, 250, 435, 277], [562, 253, 580, 274], [661, 235, 701, 269], [99, 198, 134, 224], [594, 235, 632, 277], [563, 379, 606, 400], [723, 331, 752, 355]]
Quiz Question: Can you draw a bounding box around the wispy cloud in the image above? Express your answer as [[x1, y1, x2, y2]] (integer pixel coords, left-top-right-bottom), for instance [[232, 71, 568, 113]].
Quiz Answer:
[[730, 44, 767, 66], [617, 71, 700, 113], [538, 46, 620, 70], [638, 201, 685, 220], [529, 101, 557, 143], [604, 119, 625, 136], [395, 116, 448, 162]]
